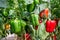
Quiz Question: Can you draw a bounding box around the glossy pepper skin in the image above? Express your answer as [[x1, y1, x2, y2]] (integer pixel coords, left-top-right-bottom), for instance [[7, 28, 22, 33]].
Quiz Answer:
[[30, 14, 39, 27], [39, 8, 49, 18], [10, 19, 21, 34], [10, 18, 26, 34], [46, 20, 56, 33]]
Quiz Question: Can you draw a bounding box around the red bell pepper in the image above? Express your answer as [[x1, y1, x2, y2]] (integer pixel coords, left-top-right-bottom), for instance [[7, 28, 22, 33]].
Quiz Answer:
[[46, 20, 56, 33], [39, 8, 49, 18]]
